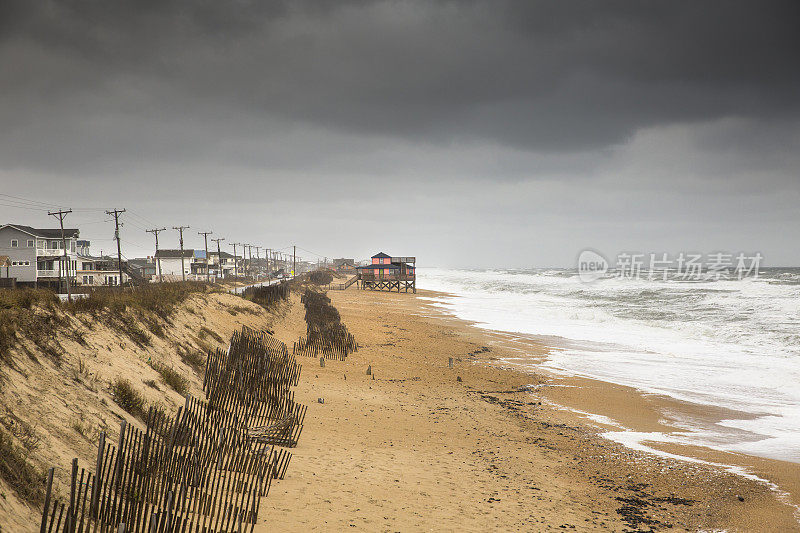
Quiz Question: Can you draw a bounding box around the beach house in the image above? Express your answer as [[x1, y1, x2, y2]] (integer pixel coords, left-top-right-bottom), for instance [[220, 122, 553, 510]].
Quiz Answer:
[[154, 249, 196, 280], [0, 224, 79, 289], [208, 250, 238, 278], [357, 252, 416, 293]]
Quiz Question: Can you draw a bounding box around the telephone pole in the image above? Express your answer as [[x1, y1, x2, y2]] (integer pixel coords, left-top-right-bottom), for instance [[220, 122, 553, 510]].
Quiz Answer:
[[243, 244, 251, 278], [106, 209, 126, 287], [198, 231, 213, 282], [173, 225, 189, 281], [48, 208, 73, 301], [230, 243, 240, 278], [254, 246, 262, 279], [211, 237, 225, 280], [293, 245, 297, 278], [146, 227, 166, 283]]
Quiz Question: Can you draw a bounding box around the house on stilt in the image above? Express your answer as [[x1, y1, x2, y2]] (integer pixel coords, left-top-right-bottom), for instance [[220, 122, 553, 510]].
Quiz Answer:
[[357, 252, 416, 293]]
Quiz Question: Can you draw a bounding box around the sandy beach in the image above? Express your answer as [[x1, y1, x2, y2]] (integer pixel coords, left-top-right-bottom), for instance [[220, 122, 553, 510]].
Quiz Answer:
[[260, 287, 800, 532]]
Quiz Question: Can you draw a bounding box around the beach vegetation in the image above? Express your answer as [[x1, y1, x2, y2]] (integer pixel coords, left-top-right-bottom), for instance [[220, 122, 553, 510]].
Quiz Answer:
[[111, 378, 147, 419], [150, 361, 188, 395], [0, 426, 45, 505]]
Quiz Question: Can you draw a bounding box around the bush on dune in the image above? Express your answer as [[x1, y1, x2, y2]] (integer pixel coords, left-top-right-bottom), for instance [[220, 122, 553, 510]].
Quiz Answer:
[[64, 282, 208, 318], [150, 361, 188, 395], [111, 378, 146, 419], [0, 426, 45, 505]]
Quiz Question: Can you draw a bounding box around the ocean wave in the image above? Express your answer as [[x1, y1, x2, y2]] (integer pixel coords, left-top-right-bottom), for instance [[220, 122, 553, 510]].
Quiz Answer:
[[417, 267, 800, 462]]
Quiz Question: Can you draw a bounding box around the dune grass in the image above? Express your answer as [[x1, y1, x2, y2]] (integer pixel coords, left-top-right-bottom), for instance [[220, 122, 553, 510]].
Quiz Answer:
[[0, 426, 45, 505], [111, 378, 147, 419], [150, 361, 188, 395]]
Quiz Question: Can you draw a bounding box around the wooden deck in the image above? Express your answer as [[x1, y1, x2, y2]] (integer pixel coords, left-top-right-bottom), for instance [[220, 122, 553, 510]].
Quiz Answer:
[[359, 274, 416, 293]]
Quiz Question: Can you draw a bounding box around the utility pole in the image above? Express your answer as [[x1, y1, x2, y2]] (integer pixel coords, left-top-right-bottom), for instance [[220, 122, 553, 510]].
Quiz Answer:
[[146, 227, 166, 283], [198, 231, 212, 283], [243, 244, 251, 278], [293, 245, 297, 278], [173, 225, 189, 282], [211, 237, 225, 280], [254, 246, 262, 279], [230, 243, 239, 278], [106, 209, 126, 287], [48, 208, 73, 301]]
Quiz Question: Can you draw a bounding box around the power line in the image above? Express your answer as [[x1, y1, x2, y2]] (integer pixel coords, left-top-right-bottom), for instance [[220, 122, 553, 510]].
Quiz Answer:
[[1, 193, 65, 208]]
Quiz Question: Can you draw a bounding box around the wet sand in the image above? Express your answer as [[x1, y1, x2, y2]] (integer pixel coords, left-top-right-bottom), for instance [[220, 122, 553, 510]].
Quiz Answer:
[[257, 287, 800, 531]]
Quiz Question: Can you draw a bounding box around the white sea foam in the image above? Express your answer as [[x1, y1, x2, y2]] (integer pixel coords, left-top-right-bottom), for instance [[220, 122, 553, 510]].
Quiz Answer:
[[418, 267, 800, 463]]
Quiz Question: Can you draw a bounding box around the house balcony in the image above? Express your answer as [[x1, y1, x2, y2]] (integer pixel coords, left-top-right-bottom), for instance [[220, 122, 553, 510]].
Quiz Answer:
[[37, 247, 68, 257], [358, 273, 415, 282], [37, 269, 58, 277]]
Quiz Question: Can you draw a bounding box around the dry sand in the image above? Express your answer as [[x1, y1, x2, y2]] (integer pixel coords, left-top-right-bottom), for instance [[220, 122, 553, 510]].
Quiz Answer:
[[0, 291, 282, 532], [258, 287, 800, 532], [2, 284, 798, 531]]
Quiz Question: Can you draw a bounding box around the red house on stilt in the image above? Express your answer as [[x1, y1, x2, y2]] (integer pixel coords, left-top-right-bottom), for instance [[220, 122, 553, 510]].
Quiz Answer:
[[357, 252, 416, 293]]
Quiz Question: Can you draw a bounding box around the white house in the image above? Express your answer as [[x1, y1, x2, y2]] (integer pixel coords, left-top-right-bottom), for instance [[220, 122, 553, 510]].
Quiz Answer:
[[0, 224, 79, 289], [154, 249, 197, 279]]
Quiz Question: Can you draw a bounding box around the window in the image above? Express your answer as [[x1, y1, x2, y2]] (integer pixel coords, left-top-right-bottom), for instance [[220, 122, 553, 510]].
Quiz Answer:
[[83, 262, 92, 270], [10, 239, 18, 247], [27, 239, 34, 247], [49, 240, 59, 249], [37, 240, 45, 249], [83, 275, 88, 284]]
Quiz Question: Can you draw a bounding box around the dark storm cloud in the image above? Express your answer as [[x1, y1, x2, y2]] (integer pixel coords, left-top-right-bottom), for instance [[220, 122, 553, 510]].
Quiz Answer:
[[1, 1, 799, 267], [1, 0, 799, 174]]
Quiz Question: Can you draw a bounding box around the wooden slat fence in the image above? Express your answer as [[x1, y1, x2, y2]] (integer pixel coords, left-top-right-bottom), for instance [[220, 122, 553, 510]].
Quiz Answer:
[[40, 326, 303, 533], [241, 281, 289, 308], [293, 289, 358, 361]]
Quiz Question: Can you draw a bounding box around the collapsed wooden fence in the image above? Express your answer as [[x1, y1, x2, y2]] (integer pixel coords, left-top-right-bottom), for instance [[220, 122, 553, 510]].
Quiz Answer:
[[40, 326, 303, 533], [293, 289, 357, 361], [241, 281, 289, 308]]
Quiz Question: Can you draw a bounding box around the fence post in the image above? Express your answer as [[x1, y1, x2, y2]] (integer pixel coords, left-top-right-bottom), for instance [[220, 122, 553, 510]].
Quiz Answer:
[[91, 432, 105, 519], [39, 467, 54, 533]]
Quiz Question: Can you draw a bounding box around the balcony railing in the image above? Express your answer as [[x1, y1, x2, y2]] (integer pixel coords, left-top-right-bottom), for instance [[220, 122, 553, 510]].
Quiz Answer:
[[359, 273, 415, 282], [37, 269, 58, 277], [37, 247, 69, 257]]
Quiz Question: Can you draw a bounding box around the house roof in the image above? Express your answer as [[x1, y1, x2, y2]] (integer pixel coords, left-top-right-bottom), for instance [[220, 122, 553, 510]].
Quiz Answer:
[[0, 224, 79, 239], [155, 249, 195, 258], [209, 251, 235, 258], [371, 252, 391, 259]]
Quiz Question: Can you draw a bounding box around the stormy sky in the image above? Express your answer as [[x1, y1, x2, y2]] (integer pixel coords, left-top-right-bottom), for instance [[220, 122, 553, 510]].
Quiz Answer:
[[1, 1, 798, 267]]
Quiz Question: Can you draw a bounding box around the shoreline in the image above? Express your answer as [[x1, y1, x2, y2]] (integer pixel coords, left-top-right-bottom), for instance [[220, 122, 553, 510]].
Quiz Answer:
[[257, 286, 800, 531], [415, 288, 800, 520]]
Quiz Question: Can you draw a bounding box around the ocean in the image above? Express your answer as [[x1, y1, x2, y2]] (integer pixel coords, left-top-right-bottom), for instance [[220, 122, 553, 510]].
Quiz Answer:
[[417, 267, 800, 463]]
